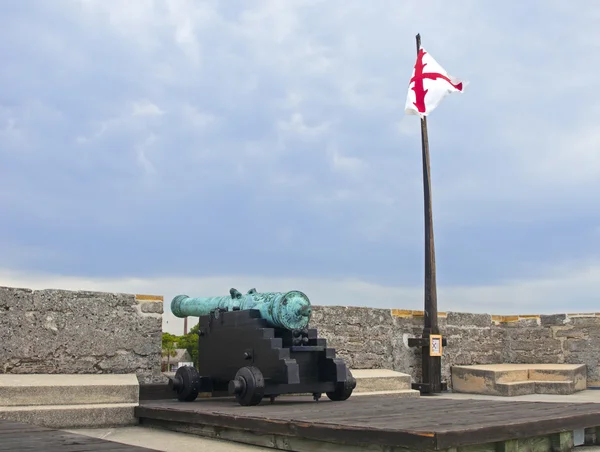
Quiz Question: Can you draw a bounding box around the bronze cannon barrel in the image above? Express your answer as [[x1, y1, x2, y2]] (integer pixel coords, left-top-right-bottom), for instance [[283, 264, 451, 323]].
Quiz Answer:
[[171, 288, 312, 330]]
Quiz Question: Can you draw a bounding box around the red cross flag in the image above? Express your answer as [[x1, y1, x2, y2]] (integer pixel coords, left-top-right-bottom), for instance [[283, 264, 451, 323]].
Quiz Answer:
[[405, 47, 466, 118]]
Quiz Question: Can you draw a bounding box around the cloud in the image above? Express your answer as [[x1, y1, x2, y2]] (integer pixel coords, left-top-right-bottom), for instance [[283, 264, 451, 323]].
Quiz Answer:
[[327, 145, 366, 177], [132, 101, 164, 117], [1, 0, 600, 318]]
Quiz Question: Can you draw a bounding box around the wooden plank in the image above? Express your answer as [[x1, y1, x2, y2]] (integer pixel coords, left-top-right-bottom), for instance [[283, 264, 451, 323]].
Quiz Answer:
[[585, 427, 599, 445], [140, 417, 424, 452], [135, 404, 437, 450], [436, 412, 600, 449], [141, 396, 597, 431], [496, 438, 519, 452], [136, 396, 600, 450], [550, 431, 574, 452], [319, 400, 543, 428]]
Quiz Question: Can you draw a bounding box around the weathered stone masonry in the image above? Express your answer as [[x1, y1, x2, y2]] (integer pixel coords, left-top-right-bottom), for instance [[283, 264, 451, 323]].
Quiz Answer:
[[0, 286, 164, 384], [2, 284, 599, 389], [311, 307, 600, 388]]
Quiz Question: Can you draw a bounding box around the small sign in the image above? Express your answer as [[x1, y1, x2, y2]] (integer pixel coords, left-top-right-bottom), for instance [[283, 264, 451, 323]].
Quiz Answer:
[[429, 335, 442, 357]]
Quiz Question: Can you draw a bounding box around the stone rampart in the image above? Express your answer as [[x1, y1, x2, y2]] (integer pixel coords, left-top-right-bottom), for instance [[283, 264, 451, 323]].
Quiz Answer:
[[2, 284, 599, 389], [311, 307, 600, 388], [0, 286, 163, 384]]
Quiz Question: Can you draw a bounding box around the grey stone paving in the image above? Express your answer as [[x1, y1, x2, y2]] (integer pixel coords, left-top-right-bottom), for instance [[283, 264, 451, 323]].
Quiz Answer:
[[67, 426, 271, 451]]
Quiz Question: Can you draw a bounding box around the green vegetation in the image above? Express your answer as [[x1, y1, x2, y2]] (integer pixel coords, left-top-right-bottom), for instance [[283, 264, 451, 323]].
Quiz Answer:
[[161, 324, 199, 369], [161, 339, 177, 371]]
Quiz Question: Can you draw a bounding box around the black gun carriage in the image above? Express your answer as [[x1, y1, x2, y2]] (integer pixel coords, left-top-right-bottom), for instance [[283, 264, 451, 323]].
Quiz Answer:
[[167, 288, 356, 406]]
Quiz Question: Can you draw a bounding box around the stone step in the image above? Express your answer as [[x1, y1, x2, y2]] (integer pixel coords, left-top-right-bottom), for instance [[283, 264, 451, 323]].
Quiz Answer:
[[533, 380, 576, 395], [494, 380, 577, 396], [0, 374, 139, 407], [351, 369, 412, 393], [452, 364, 587, 396], [528, 365, 586, 385], [0, 403, 138, 429], [495, 381, 536, 397], [352, 389, 420, 398]]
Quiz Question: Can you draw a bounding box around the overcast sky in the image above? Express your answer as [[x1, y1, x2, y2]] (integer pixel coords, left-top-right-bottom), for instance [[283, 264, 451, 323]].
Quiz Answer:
[[2, 1, 600, 334]]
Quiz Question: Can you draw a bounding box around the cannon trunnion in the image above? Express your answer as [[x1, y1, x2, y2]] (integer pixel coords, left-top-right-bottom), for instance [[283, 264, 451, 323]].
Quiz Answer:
[[168, 306, 356, 406]]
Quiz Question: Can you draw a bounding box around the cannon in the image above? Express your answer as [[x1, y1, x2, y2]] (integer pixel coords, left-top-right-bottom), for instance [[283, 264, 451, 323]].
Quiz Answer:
[[168, 288, 356, 406], [171, 287, 312, 330]]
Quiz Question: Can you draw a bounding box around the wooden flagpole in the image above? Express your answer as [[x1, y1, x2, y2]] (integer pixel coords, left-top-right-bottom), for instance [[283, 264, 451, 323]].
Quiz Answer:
[[408, 33, 447, 395]]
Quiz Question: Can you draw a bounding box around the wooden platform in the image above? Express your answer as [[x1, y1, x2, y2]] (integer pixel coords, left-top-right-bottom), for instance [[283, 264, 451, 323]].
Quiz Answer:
[[0, 419, 157, 451], [135, 394, 600, 451]]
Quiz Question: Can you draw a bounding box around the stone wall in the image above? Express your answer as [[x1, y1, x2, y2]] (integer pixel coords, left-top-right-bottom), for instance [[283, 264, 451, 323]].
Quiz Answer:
[[311, 307, 600, 387], [0, 286, 163, 384], [3, 283, 599, 388]]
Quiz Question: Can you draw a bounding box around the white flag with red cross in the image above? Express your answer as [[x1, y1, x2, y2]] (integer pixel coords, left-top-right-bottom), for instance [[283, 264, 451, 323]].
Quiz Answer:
[[405, 47, 467, 118]]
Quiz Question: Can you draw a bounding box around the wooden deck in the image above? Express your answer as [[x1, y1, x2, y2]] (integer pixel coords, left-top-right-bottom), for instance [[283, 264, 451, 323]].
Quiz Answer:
[[136, 394, 600, 451], [0, 419, 158, 451]]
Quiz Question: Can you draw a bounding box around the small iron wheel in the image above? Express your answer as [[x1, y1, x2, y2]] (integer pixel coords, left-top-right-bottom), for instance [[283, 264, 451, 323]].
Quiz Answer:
[[169, 365, 201, 402], [228, 366, 265, 406], [326, 368, 356, 402]]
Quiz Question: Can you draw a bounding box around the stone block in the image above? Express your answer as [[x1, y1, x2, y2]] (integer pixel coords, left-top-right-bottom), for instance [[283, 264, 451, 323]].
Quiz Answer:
[[471, 352, 505, 365], [509, 340, 538, 351], [0, 403, 138, 429], [0, 286, 162, 384], [347, 352, 388, 369], [0, 286, 33, 310], [141, 301, 163, 314], [351, 369, 412, 393], [567, 339, 592, 353], [534, 380, 576, 395], [0, 374, 139, 406], [451, 364, 586, 396], [554, 327, 587, 339], [32, 289, 136, 313], [570, 316, 600, 326], [451, 366, 497, 395], [495, 381, 536, 396], [517, 318, 540, 327], [540, 314, 568, 326], [445, 312, 492, 328], [352, 389, 420, 398]]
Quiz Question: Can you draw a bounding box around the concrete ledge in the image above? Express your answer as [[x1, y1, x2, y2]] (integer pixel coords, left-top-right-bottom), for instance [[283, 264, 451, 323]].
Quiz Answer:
[[495, 381, 536, 397], [67, 426, 265, 452], [0, 403, 138, 429], [452, 364, 587, 396], [352, 369, 413, 393], [352, 389, 420, 398], [534, 381, 576, 395], [0, 374, 139, 406]]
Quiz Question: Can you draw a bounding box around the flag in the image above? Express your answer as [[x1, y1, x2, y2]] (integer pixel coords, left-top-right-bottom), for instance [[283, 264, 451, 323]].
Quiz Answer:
[[405, 47, 466, 118]]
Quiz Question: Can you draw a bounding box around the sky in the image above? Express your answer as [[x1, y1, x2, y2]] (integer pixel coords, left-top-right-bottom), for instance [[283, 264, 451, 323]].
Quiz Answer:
[[1, 1, 600, 335]]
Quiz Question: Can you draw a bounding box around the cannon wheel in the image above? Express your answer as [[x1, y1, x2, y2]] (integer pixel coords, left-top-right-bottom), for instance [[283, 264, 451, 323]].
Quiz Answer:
[[229, 366, 265, 406], [326, 368, 355, 402], [169, 365, 201, 402]]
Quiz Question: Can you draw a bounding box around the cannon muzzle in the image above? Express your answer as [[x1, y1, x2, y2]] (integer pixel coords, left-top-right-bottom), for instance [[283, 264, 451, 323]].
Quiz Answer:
[[171, 288, 312, 330]]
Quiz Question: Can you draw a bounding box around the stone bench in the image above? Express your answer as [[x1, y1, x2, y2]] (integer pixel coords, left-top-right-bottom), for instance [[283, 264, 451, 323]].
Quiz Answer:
[[451, 364, 587, 396]]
